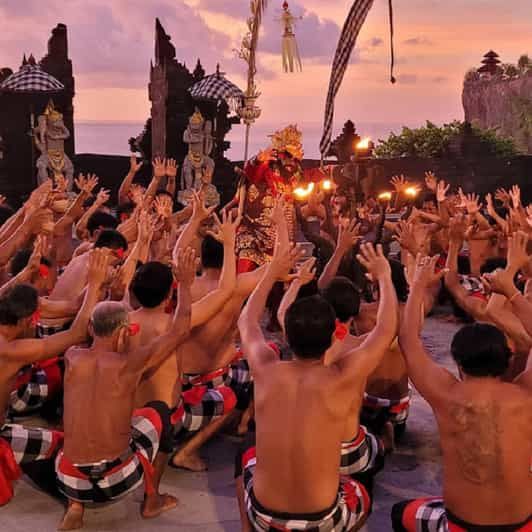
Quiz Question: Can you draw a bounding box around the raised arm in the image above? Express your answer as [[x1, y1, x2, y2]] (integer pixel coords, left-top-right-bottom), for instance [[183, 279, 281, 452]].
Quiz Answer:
[[318, 220, 360, 290], [118, 155, 142, 205], [277, 258, 316, 336], [399, 255, 457, 404], [334, 244, 398, 379], [189, 211, 239, 327], [239, 238, 303, 374], [165, 158, 178, 198], [75, 188, 110, 240], [131, 248, 194, 377], [3, 249, 109, 366]]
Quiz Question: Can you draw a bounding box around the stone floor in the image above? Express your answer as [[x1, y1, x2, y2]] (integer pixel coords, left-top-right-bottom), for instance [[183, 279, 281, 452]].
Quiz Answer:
[[2, 317, 459, 532]]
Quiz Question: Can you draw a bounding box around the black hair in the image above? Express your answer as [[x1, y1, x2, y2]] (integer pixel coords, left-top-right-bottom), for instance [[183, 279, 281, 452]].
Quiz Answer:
[[156, 189, 174, 202], [130, 262, 173, 308], [480, 257, 507, 275], [285, 295, 336, 359], [389, 259, 409, 302], [322, 277, 360, 322], [0, 284, 38, 325], [0, 205, 15, 227], [10, 248, 52, 277], [201, 235, 224, 269], [94, 229, 128, 251], [451, 323, 511, 377], [87, 211, 118, 237]]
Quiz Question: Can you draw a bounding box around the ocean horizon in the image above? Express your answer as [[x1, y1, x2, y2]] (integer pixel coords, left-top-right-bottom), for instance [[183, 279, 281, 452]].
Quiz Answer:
[[75, 120, 423, 161]]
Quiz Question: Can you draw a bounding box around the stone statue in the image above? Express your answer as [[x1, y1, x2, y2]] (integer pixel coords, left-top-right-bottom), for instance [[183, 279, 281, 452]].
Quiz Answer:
[[180, 108, 218, 207], [34, 100, 74, 187]]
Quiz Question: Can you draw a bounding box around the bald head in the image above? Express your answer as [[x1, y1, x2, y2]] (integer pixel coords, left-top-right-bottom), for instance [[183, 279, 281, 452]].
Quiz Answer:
[[91, 301, 128, 338]]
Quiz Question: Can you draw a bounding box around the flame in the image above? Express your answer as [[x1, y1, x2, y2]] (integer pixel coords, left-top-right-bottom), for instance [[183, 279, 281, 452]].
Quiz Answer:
[[321, 179, 333, 191], [378, 192, 392, 201], [405, 186, 419, 198], [356, 137, 371, 150], [293, 182, 315, 200]]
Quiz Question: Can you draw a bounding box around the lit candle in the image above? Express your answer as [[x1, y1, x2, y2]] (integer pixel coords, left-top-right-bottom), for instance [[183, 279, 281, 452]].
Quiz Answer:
[[293, 182, 315, 200], [378, 191, 392, 202], [405, 186, 419, 198], [356, 137, 371, 150]]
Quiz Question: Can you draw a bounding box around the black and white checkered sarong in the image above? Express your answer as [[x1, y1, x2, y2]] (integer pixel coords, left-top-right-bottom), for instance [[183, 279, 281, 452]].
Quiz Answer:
[[0, 424, 63, 465]]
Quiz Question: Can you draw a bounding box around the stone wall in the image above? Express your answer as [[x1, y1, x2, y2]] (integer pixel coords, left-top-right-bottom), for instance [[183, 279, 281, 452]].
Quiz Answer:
[[463, 73, 532, 154]]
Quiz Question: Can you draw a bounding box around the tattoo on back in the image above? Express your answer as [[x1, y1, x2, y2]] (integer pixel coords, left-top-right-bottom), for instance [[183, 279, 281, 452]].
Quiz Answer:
[[449, 401, 503, 484]]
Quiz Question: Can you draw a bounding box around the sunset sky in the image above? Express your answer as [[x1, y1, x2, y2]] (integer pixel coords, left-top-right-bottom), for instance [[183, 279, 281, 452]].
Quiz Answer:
[[1, 0, 530, 156]]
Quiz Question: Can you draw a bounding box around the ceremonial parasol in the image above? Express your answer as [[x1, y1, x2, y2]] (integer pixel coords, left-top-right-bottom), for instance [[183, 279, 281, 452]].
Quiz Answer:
[[189, 66, 244, 113], [0, 57, 64, 93]]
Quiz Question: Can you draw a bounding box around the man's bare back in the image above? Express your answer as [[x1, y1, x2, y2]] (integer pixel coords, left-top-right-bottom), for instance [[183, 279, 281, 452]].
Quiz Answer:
[[436, 379, 532, 524], [63, 346, 139, 463]]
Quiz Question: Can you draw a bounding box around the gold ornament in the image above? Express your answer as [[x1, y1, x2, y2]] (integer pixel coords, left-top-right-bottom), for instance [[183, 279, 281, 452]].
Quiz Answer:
[[43, 100, 62, 122], [268, 124, 303, 160], [190, 109, 204, 126]]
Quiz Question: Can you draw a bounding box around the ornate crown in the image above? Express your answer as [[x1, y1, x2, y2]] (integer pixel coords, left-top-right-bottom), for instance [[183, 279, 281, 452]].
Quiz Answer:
[[43, 100, 62, 122], [268, 124, 304, 160], [190, 108, 204, 125]]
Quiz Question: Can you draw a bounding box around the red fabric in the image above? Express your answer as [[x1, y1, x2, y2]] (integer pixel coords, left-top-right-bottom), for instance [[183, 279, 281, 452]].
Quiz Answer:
[[133, 407, 163, 438], [182, 385, 209, 406], [218, 385, 238, 412], [0, 439, 21, 506], [14, 357, 62, 397], [242, 446, 256, 469], [402, 497, 441, 531], [334, 320, 349, 341], [237, 259, 258, 274]]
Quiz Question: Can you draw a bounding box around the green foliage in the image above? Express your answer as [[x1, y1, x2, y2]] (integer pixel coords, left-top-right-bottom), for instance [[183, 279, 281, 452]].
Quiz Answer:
[[374, 121, 519, 159], [517, 54, 531, 72]]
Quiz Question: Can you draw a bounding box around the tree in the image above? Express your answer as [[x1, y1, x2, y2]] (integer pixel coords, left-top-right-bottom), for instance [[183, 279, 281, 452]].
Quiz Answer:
[[517, 54, 531, 73]]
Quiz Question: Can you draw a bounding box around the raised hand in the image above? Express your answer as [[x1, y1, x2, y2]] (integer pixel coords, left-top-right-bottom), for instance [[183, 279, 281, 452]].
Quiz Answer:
[[390, 175, 409, 193], [481, 269, 516, 298], [337, 219, 360, 253], [394, 221, 420, 256], [87, 248, 111, 288], [411, 254, 447, 289], [296, 257, 316, 285], [173, 247, 198, 287], [207, 210, 242, 244], [507, 231, 530, 272], [526, 205, 532, 229], [137, 210, 157, 243], [356, 243, 391, 282], [153, 194, 173, 219], [152, 157, 167, 179], [485, 193, 496, 217], [166, 158, 178, 179], [509, 184, 521, 209], [129, 155, 142, 175], [191, 190, 216, 223], [424, 171, 437, 192], [464, 193, 481, 215], [27, 235, 44, 274], [0, 195, 6, 207], [95, 188, 110, 206], [270, 196, 287, 227], [54, 174, 68, 194], [436, 180, 450, 203], [270, 239, 305, 281], [129, 184, 145, 206], [495, 188, 511, 207]]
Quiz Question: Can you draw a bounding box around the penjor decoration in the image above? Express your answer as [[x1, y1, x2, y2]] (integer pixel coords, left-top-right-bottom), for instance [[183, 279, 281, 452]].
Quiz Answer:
[[279, 1, 302, 73]]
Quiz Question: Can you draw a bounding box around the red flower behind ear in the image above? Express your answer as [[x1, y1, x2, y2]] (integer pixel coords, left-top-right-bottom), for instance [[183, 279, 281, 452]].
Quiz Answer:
[[334, 319, 348, 341], [115, 248, 125, 259], [30, 310, 41, 327], [128, 323, 140, 336], [38, 264, 49, 279], [120, 213, 129, 222]]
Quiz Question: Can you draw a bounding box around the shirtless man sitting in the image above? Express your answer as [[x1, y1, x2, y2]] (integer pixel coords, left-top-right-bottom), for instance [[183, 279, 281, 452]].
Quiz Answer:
[[170, 200, 269, 472], [236, 240, 398, 532], [0, 249, 108, 506], [392, 254, 532, 531], [56, 248, 196, 530]]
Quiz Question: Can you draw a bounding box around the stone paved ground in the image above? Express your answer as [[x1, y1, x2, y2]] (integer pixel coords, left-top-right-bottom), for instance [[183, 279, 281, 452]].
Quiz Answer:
[[2, 317, 459, 532]]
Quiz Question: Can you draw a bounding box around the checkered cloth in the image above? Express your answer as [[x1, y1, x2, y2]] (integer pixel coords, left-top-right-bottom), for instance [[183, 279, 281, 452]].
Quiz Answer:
[[391, 497, 532, 531], [319, 0, 375, 157], [0, 424, 63, 465], [172, 357, 253, 441], [9, 358, 63, 416], [459, 275, 488, 301], [361, 388, 412, 427], [36, 321, 73, 338], [242, 446, 370, 532], [339, 425, 383, 477], [0, 64, 64, 93], [56, 406, 163, 503], [189, 73, 244, 112]]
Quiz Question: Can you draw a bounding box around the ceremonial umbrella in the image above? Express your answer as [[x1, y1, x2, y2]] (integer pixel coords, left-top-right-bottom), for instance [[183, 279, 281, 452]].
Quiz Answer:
[[0, 56, 65, 186], [0, 60, 64, 93], [189, 67, 244, 113]]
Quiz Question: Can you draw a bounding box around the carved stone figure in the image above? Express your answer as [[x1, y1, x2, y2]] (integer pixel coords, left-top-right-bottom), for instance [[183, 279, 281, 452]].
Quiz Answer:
[[34, 100, 73, 186], [180, 108, 218, 206]]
